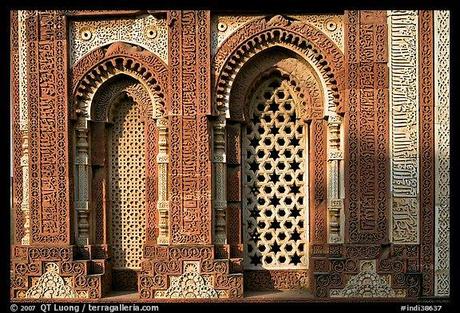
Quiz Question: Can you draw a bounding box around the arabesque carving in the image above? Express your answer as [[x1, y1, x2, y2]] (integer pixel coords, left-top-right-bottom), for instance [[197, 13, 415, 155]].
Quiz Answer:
[[434, 10, 450, 297], [69, 13, 168, 66], [160, 261, 218, 298], [25, 263, 77, 299], [330, 260, 405, 298]]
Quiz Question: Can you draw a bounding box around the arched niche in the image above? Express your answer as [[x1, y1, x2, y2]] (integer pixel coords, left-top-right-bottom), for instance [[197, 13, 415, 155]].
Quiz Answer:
[[70, 42, 170, 291], [212, 21, 346, 291]]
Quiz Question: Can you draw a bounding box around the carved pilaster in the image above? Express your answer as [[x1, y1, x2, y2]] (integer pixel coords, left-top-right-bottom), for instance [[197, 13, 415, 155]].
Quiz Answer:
[[213, 118, 227, 245], [156, 118, 169, 245], [75, 125, 90, 246], [327, 114, 344, 243]]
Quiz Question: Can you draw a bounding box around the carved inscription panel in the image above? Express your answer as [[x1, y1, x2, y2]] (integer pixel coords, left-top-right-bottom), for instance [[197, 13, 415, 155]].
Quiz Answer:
[[388, 10, 419, 244]]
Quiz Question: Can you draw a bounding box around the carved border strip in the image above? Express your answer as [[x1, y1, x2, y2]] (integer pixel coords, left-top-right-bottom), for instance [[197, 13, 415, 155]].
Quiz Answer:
[[168, 11, 212, 244], [27, 11, 70, 244], [418, 10, 435, 297], [167, 11, 183, 245], [344, 11, 389, 244], [17, 11, 31, 245], [11, 11, 23, 244], [388, 10, 420, 244], [434, 10, 450, 297]]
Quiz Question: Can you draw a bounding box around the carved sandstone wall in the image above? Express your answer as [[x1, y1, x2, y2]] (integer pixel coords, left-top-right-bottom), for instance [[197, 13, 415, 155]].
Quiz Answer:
[[10, 10, 449, 300]]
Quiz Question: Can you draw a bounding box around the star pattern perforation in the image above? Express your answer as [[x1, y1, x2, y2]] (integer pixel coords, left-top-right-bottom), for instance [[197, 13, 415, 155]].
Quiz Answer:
[[243, 76, 308, 270]]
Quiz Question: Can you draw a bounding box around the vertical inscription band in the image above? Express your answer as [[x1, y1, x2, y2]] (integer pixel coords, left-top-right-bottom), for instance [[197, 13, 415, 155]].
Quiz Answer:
[[388, 10, 420, 244]]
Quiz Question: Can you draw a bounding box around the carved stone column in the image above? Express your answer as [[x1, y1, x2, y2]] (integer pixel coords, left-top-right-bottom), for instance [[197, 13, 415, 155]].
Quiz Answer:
[[327, 114, 344, 243], [213, 117, 227, 245], [75, 123, 90, 246], [156, 118, 169, 244]]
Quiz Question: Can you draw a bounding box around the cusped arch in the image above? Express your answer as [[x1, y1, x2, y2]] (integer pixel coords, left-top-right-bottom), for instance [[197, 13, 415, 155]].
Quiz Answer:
[[213, 15, 345, 119], [71, 41, 168, 121], [91, 75, 156, 123], [228, 46, 325, 122]]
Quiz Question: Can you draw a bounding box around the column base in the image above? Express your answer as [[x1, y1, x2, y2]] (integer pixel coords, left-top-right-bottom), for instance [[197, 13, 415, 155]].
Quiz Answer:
[[139, 244, 243, 299], [311, 243, 422, 298], [10, 244, 111, 299]]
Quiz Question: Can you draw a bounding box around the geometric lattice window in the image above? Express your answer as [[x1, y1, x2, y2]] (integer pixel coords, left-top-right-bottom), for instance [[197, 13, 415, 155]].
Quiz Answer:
[[243, 75, 308, 270], [109, 98, 146, 270]]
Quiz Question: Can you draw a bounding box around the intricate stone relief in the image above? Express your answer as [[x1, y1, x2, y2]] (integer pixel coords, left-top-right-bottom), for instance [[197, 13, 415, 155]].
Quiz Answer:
[[243, 75, 308, 270], [291, 15, 344, 52], [213, 116, 227, 245], [19, 15, 31, 245], [388, 10, 419, 244], [69, 14, 168, 66], [211, 14, 343, 57], [18, 11, 29, 132], [11, 10, 24, 245], [156, 118, 169, 245], [214, 15, 343, 119], [419, 10, 435, 296], [327, 114, 344, 243], [75, 126, 90, 246], [167, 11, 213, 245], [330, 260, 405, 298], [213, 16, 345, 259], [71, 43, 167, 251], [140, 246, 242, 299], [345, 11, 389, 244], [434, 10, 450, 297], [27, 11, 70, 244], [211, 15, 262, 56], [25, 263, 77, 299], [158, 261, 218, 298], [12, 9, 449, 301], [72, 41, 168, 122]]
